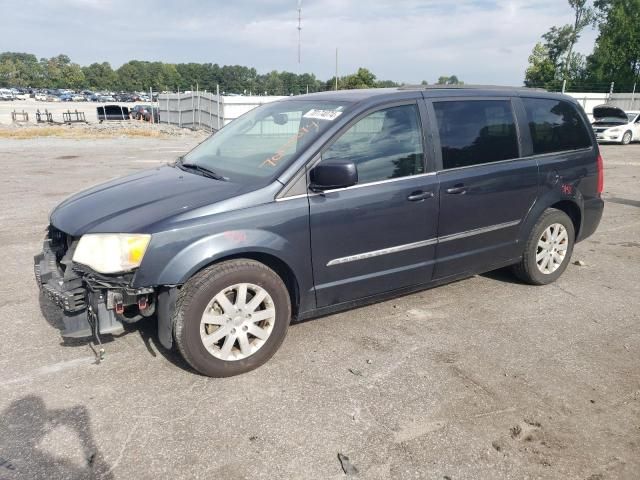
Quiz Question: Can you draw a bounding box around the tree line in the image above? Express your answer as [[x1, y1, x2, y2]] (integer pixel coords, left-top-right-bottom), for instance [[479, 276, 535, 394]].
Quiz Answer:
[[0, 52, 464, 95], [525, 0, 640, 91]]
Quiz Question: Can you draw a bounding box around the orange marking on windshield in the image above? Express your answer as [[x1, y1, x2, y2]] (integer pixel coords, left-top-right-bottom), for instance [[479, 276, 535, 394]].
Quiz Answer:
[[261, 121, 320, 168]]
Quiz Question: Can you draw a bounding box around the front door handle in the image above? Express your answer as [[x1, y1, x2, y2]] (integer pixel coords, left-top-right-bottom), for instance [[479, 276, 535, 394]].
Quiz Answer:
[[446, 184, 467, 195], [407, 191, 434, 201]]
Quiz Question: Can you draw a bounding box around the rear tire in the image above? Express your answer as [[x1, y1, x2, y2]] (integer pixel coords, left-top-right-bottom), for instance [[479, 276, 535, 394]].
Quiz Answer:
[[512, 208, 575, 285], [622, 131, 632, 145], [173, 259, 291, 377]]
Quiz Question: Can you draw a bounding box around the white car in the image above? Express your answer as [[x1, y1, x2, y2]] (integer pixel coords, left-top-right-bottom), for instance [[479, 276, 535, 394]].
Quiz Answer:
[[34, 93, 48, 101], [592, 105, 640, 145], [0, 88, 14, 101]]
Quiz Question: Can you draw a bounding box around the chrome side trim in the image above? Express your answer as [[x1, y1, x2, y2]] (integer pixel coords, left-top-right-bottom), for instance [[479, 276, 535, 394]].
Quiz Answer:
[[326, 219, 521, 266], [275, 193, 309, 202], [326, 238, 437, 266], [437, 220, 521, 243], [276, 172, 437, 202]]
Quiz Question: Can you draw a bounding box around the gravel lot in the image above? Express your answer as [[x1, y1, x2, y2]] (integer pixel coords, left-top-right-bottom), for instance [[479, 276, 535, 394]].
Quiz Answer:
[[0, 137, 638, 480]]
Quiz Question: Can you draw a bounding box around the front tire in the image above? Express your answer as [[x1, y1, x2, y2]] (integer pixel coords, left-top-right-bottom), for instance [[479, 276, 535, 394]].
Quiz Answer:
[[512, 208, 575, 285], [622, 131, 632, 145], [173, 259, 291, 377]]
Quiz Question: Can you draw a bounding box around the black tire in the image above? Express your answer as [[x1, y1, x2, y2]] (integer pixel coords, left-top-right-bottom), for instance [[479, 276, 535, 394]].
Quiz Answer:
[[173, 259, 291, 377], [512, 208, 575, 285], [622, 131, 632, 145]]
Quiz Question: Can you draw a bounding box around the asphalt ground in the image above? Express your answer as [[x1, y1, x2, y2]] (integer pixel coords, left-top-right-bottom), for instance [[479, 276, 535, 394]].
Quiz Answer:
[[0, 137, 638, 479]]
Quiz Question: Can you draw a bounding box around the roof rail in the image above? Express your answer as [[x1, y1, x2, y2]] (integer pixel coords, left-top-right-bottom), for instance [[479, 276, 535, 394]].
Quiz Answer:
[[398, 84, 547, 92]]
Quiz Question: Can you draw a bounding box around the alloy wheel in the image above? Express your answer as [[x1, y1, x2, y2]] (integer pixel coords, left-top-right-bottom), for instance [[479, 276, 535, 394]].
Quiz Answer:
[[199, 283, 275, 361], [536, 223, 569, 274]]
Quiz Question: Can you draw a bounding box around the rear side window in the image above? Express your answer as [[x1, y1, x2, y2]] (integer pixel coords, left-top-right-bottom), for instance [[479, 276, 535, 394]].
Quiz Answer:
[[433, 100, 519, 170], [522, 98, 591, 154]]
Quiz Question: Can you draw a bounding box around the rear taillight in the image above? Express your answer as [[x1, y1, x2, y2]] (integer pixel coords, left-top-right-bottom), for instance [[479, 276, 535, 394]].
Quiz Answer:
[[596, 153, 604, 195]]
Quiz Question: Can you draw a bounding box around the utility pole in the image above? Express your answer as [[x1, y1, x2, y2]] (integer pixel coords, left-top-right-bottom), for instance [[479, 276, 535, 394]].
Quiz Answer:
[[335, 48, 338, 91], [609, 82, 615, 101], [297, 0, 302, 65]]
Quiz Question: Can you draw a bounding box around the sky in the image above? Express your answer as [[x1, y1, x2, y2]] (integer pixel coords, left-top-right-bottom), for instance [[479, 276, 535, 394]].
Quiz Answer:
[[1, 0, 598, 85]]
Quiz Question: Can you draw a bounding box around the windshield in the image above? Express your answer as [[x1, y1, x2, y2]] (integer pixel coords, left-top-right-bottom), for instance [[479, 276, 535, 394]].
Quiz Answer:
[[182, 100, 350, 183], [628, 113, 638, 122]]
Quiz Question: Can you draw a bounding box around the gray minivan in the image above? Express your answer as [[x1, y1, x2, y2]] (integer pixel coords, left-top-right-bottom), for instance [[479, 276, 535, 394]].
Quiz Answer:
[[35, 86, 604, 376]]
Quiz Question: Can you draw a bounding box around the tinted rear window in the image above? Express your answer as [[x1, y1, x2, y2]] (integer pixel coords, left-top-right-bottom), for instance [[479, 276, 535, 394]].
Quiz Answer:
[[434, 100, 519, 170], [522, 98, 591, 154]]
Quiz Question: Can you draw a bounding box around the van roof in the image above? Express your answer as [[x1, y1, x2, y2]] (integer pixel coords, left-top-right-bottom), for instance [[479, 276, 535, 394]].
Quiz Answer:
[[298, 85, 570, 104]]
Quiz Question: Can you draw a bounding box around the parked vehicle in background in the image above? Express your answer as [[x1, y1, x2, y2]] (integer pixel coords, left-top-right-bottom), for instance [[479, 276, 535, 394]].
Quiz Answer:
[[592, 105, 640, 145], [34, 92, 48, 101], [35, 86, 604, 377], [97, 104, 130, 121], [0, 89, 14, 100], [130, 105, 158, 122], [12, 89, 30, 100]]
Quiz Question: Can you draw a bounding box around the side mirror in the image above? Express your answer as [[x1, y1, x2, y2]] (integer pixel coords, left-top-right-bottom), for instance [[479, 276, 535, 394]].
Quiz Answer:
[[309, 161, 358, 192]]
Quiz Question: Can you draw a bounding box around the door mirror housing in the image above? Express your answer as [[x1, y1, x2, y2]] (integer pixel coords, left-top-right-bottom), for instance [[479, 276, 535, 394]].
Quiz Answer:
[[309, 161, 358, 192]]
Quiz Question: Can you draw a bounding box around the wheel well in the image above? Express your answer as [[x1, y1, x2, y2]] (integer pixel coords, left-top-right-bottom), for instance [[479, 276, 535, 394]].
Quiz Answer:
[[550, 200, 581, 238], [198, 253, 300, 318]]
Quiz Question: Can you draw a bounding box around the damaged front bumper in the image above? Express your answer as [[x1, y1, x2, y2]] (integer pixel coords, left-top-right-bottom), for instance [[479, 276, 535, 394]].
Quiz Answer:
[[34, 227, 156, 339]]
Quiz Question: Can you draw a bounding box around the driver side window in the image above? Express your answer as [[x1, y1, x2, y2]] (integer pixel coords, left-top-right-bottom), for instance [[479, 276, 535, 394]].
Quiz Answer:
[[322, 104, 425, 184]]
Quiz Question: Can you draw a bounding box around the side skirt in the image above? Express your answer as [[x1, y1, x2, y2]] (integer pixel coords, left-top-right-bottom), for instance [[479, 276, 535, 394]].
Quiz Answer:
[[295, 256, 521, 322]]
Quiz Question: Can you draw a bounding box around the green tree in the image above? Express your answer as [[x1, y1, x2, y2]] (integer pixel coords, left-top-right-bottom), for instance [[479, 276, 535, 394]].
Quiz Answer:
[[63, 62, 85, 89], [562, 0, 594, 79], [0, 57, 17, 87], [586, 0, 640, 87], [41, 54, 78, 88], [436, 75, 463, 85], [524, 0, 593, 89], [340, 68, 377, 89], [0, 51, 410, 95], [0, 52, 42, 87], [524, 43, 558, 87], [83, 62, 118, 90], [376, 79, 400, 88]]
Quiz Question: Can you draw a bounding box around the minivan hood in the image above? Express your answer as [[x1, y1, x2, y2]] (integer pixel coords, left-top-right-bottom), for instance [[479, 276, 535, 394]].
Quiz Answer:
[[593, 105, 628, 121], [50, 165, 249, 236]]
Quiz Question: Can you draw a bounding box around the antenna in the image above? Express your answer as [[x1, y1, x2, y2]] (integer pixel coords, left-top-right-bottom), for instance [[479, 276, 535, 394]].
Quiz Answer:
[[297, 0, 302, 64]]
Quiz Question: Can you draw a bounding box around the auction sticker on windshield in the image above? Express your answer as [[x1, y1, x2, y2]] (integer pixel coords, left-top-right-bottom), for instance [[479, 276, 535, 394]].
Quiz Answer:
[[303, 109, 343, 121]]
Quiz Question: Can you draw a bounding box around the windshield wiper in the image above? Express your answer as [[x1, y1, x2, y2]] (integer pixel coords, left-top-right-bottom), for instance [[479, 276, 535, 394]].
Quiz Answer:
[[175, 157, 226, 181]]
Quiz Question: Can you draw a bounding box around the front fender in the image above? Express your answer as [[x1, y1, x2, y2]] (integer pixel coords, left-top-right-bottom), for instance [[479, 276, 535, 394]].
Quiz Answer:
[[134, 229, 296, 287]]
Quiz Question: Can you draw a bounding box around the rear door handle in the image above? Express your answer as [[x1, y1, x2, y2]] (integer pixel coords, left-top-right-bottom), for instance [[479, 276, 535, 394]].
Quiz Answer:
[[446, 184, 467, 195], [407, 191, 434, 202]]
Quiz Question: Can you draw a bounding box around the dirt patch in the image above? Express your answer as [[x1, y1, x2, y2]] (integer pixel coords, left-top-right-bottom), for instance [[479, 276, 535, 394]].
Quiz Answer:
[[0, 122, 208, 140]]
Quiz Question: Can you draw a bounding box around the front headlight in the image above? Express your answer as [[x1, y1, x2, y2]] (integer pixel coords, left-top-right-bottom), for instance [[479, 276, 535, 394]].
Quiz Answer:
[[73, 234, 151, 274], [609, 128, 621, 133]]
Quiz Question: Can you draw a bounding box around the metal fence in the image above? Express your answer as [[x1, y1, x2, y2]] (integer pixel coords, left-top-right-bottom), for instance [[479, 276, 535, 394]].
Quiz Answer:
[[157, 90, 287, 132], [564, 92, 640, 118], [157, 88, 640, 131]]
